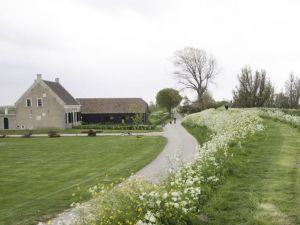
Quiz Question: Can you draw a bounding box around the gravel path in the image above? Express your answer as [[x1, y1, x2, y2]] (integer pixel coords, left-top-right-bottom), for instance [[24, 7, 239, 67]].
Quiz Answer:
[[134, 115, 199, 182], [39, 115, 199, 225]]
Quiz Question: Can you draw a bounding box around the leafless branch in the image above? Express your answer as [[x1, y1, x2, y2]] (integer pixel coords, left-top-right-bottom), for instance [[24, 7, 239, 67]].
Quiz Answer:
[[173, 47, 218, 103]]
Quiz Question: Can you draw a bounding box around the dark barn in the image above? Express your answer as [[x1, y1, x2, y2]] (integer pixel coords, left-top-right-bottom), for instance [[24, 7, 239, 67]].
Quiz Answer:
[[77, 98, 149, 124]]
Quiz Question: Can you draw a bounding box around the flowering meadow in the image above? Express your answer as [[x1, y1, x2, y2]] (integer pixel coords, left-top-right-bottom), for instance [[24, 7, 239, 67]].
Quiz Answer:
[[258, 108, 300, 128], [71, 108, 266, 225]]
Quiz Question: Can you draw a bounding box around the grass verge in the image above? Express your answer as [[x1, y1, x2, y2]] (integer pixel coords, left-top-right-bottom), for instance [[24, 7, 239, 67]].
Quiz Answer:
[[187, 119, 300, 225], [0, 136, 167, 225], [182, 123, 213, 145]]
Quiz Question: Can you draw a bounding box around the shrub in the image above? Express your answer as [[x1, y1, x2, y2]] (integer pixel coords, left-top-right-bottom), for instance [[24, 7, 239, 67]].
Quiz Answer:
[[75, 124, 156, 131], [80, 130, 103, 134], [87, 130, 97, 137], [22, 130, 32, 138], [48, 130, 60, 138], [149, 111, 170, 125]]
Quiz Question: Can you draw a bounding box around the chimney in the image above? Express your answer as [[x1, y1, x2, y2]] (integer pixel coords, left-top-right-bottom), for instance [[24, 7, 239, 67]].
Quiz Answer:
[[55, 77, 59, 83], [36, 74, 42, 80]]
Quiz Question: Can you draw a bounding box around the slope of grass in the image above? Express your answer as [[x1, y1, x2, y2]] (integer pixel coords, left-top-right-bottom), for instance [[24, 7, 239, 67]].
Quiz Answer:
[[191, 120, 300, 225], [182, 123, 213, 145], [0, 136, 166, 225]]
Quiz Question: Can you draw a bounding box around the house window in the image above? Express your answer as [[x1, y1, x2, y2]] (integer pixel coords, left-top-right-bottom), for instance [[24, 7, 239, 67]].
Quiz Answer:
[[68, 112, 73, 123], [26, 99, 32, 107], [37, 98, 43, 107]]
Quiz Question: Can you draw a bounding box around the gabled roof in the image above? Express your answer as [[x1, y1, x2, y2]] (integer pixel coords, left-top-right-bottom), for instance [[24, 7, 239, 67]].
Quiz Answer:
[[77, 98, 148, 114], [43, 80, 80, 105]]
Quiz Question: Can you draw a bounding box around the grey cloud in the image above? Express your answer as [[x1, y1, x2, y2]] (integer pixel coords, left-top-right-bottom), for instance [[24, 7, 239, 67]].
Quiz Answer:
[[74, 0, 165, 17], [0, 20, 63, 51]]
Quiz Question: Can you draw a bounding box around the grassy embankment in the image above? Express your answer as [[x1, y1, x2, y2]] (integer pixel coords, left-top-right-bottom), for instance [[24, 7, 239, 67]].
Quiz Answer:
[[184, 119, 300, 225], [0, 136, 167, 225]]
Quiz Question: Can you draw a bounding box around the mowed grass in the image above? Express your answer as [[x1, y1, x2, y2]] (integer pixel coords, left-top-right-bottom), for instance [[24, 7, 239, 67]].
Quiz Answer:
[[195, 120, 300, 225], [0, 136, 167, 225], [182, 124, 213, 145]]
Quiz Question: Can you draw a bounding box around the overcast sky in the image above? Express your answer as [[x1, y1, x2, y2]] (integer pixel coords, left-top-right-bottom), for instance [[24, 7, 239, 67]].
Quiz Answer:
[[1, 0, 300, 105]]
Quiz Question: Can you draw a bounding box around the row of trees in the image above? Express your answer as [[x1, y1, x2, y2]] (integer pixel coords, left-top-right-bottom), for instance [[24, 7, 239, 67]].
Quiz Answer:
[[154, 47, 300, 115], [233, 68, 300, 108]]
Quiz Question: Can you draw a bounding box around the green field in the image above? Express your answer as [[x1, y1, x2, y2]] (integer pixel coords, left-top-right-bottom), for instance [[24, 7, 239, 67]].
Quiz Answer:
[[0, 136, 166, 225], [187, 120, 300, 225]]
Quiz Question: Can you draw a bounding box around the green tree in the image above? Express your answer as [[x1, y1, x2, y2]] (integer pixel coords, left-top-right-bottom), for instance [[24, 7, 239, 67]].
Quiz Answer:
[[130, 104, 144, 126], [156, 88, 182, 114], [285, 73, 300, 108], [233, 66, 274, 107], [274, 92, 289, 108], [179, 96, 192, 114]]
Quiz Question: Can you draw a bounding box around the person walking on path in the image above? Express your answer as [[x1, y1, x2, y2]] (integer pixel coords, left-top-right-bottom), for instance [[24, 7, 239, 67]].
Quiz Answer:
[[173, 117, 177, 124]]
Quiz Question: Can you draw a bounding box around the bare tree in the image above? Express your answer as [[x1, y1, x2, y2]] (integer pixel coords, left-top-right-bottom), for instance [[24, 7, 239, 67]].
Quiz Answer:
[[173, 47, 218, 104], [274, 92, 289, 108], [285, 73, 300, 108]]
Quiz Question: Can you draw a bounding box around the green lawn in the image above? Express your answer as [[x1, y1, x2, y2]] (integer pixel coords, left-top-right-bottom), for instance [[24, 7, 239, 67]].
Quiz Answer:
[[192, 120, 300, 225], [0, 136, 166, 225]]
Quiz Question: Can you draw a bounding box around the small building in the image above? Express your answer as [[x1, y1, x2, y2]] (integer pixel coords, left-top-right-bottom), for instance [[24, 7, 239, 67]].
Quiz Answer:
[[0, 74, 81, 130], [0, 110, 17, 130], [77, 98, 149, 124]]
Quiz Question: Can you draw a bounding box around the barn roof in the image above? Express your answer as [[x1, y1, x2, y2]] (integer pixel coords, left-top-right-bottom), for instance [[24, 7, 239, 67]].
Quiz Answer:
[[43, 80, 80, 105], [77, 98, 148, 114]]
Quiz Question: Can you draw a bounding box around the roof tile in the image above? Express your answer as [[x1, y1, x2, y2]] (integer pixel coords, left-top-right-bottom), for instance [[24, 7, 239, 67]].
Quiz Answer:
[[43, 80, 80, 105], [77, 98, 148, 113]]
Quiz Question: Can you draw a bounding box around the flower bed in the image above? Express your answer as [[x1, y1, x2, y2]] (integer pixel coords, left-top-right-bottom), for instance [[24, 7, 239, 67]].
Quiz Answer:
[[71, 108, 264, 225]]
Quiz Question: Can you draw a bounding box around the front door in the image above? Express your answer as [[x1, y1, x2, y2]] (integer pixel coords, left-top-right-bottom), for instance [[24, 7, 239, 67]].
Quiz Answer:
[[4, 118, 9, 129]]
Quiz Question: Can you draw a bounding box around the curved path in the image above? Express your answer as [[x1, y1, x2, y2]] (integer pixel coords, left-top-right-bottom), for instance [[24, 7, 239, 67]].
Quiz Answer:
[[134, 115, 199, 183], [40, 115, 198, 225]]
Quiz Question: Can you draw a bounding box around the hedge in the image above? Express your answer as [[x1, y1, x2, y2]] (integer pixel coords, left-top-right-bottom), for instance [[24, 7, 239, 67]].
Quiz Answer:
[[74, 124, 156, 130]]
